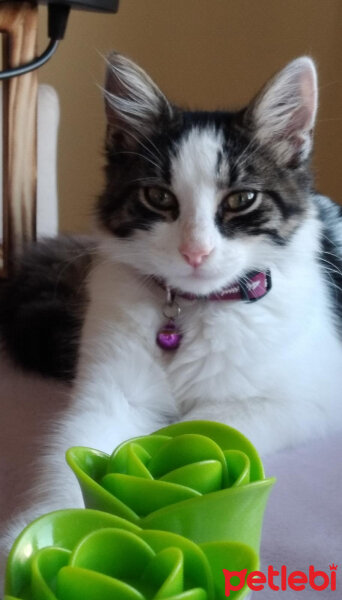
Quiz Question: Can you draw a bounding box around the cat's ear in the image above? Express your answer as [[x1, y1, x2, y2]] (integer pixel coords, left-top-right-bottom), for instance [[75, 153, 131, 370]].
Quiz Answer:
[[245, 57, 318, 166], [104, 52, 173, 149]]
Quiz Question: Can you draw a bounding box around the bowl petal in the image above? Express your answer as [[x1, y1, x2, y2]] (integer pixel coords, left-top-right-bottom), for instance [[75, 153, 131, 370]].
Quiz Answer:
[[155, 422, 264, 482], [31, 547, 70, 600], [142, 547, 183, 598], [200, 542, 258, 600], [224, 451, 250, 487], [69, 528, 154, 579], [142, 480, 275, 551], [108, 435, 171, 475], [140, 531, 214, 599], [66, 447, 139, 521], [160, 461, 222, 494], [147, 435, 227, 481], [5, 509, 140, 597], [101, 474, 200, 517], [57, 567, 144, 600]]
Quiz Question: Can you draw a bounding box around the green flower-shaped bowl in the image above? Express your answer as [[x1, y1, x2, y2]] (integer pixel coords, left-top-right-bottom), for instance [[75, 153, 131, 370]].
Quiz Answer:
[[4, 509, 258, 600], [66, 421, 275, 552]]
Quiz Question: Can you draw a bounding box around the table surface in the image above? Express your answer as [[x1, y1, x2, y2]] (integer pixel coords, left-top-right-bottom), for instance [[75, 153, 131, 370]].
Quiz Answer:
[[0, 357, 341, 598]]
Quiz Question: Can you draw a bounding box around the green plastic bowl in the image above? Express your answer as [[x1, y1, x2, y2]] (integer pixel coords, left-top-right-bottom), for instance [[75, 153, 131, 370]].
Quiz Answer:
[[4, 421, 273, 600], [4, 509, 258, 600], [66, 421, 275, 551]]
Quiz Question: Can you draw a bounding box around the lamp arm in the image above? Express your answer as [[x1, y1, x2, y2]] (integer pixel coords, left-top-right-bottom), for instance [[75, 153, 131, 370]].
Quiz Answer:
[[0, 0, 119, 79]]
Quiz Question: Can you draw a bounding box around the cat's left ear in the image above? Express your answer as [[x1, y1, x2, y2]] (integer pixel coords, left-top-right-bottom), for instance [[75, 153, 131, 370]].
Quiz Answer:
[[245, 57, 318, 166], [104, 52, 173, 149]]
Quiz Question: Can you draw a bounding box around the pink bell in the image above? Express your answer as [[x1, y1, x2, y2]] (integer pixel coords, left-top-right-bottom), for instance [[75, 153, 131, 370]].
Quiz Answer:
[[157, 320, 182, 351]]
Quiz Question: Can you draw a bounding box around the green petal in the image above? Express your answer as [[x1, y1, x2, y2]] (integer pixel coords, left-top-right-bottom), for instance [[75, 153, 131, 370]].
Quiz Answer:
[[160, 461, 222, 494], [142, 547, 183, 598], [142, 480, 275, 552], [108, 436, 171, 475], [200, 541, 258, 600], [101, 474, 200, 517], [66, 447, 109, 483], [57, 567, 144, 600], [155, 422, 264, 482], [161, 591, 207, 600], [5, 509, 140, 598], [67, 448, 140, 521], [224, 451, 250, 487], [147, 435, 227, 482], [141, 531, 213, 599], [70, 528, 154, 579], [31, 547, 70, 600]]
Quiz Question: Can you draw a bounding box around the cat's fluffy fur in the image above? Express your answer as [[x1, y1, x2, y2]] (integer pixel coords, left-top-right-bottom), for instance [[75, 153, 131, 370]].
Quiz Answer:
[[1, 54, 342, 569]]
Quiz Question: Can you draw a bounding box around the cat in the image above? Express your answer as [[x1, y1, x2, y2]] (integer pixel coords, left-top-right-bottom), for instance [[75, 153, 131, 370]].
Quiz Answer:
[[1, 52, 342, 570]]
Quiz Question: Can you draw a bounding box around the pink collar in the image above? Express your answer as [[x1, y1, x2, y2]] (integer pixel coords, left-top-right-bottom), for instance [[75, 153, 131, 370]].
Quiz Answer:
[[176, 270, 272, 303], [156, 270, 272, 351]]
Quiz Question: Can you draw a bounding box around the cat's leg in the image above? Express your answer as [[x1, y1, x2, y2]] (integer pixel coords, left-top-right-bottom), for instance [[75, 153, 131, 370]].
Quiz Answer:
[[1, 340, 174, 581], [178, 394, 326, 457]]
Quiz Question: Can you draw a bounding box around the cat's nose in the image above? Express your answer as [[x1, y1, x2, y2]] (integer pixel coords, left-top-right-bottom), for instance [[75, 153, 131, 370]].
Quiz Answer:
[[179, 245, 213, 268]]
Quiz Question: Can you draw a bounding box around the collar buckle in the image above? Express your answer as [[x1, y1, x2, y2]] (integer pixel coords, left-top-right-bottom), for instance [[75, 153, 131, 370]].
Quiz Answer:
[[239, 269, 272, 303]]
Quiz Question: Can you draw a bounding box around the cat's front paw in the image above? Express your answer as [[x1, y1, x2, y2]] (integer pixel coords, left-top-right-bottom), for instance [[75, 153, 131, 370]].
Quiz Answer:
[[0, 510, 34, 589], [0, 497, 83, 589]]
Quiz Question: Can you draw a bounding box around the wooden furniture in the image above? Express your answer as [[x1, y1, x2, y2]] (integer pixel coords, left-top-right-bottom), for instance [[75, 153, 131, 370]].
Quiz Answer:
[[0, 1, 38, 278]]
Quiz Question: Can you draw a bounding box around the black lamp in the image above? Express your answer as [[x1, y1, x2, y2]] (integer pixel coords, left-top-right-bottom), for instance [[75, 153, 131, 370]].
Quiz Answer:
[[40, 0, 119, 12], [0, 0, 120, 79]]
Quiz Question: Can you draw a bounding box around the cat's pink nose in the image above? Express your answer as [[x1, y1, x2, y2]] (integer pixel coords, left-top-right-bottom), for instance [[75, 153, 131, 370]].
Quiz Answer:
[[179, 245, 213, 268]]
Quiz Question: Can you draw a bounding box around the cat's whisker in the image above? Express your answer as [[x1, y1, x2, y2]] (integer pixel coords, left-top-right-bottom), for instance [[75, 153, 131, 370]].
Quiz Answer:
[[135, 128, 163, 160], [125, 176, 163, 186], [235, 142, 258, 168], [230, 139, 259, 173], [320, 247, 342, 262], [111, 150, 161, 171], [109, 129, 161, 168], [120, 126, 163, 165], [316, 117, 342, 123], [320, 265, 342, 282], [46, 244, 99, 301], [319, 231, 340, 245], [320, 269, 342, 300], [320, 253, 342, 268], [319, 260, 342, 279]]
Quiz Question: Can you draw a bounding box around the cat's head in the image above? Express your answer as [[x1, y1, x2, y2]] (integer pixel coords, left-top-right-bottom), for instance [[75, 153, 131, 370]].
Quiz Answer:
[[97, 53, 318, 295]]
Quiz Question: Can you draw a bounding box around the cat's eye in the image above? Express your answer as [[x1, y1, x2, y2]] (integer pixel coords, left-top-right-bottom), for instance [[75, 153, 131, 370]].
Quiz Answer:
[[143, 187, 177, 210], [225, 191, 257, 212]]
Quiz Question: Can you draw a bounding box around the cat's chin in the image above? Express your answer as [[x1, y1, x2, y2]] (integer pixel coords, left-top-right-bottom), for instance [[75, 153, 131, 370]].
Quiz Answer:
[[167, 272, 238, 297]]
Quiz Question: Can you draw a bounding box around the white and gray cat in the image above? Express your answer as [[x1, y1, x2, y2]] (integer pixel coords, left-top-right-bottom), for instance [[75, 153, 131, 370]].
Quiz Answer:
[[1, 53, 342, 561]]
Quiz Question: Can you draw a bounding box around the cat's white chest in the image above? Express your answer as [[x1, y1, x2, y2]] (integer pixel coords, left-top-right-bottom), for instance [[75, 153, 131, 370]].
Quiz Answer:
[[162, 280, 342, 421], [163, 299, 273, 413]]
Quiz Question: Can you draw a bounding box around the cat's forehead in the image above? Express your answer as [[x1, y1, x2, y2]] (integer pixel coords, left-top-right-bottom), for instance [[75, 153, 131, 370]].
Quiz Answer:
[[170, 127, 228, 196]]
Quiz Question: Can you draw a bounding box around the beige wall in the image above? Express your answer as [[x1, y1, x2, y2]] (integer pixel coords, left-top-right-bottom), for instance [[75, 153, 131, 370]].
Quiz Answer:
[[38, 0, 342, 233]]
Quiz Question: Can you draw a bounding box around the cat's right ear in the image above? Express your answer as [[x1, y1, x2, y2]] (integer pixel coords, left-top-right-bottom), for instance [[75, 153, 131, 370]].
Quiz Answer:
[[245, 57, 318, 167], [104, 52, 173, 150]]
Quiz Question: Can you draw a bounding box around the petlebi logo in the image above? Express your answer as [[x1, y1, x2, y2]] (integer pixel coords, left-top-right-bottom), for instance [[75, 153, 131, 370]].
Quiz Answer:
[[223, 564, 338, 595]]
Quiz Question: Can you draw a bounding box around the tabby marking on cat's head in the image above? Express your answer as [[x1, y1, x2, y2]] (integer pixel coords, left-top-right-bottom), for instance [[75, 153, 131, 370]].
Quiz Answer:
[[97, 52, 317, 296]]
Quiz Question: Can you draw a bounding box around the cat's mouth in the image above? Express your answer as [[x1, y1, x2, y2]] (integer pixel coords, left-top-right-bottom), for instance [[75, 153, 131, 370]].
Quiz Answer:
[[161, 269, 272, 302], [186, 270, 219, 281], [168, 270, 242, 296]]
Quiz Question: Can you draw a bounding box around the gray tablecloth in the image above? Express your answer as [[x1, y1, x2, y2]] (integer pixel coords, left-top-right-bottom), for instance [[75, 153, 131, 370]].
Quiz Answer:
[[0, 359, 341, 597]]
